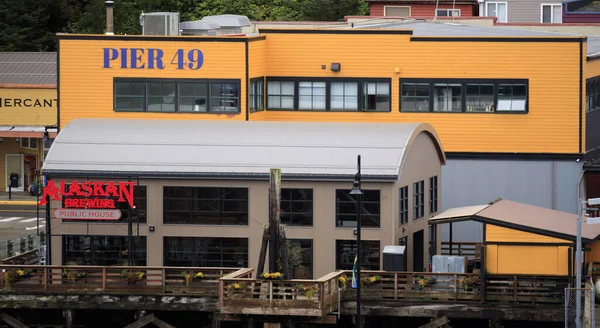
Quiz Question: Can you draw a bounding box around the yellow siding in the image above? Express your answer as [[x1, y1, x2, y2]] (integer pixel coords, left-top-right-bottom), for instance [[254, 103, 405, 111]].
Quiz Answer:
[[0, 88, 57, 125], [59, 38, 247, 128], [586, 240, 600, 263], [261, 33, 581, 154], [248, 39, 266, 78], [486, 245, 569, 275], [485, 224, 570, 243]]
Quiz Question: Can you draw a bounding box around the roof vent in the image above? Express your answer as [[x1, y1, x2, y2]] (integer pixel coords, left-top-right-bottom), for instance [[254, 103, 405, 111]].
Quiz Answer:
[[179, 20, 221, 36], [139, 12, 180, 35], [200, 15, 251, 35]]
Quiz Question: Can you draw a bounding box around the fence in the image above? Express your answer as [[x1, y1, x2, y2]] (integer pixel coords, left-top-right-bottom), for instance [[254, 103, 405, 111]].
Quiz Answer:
[[565, 284, 595, 328], [0, 235, 43, 260]]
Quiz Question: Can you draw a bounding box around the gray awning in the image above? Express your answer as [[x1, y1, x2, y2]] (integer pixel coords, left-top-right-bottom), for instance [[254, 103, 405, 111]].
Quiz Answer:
[[42, 119, 445, 181]]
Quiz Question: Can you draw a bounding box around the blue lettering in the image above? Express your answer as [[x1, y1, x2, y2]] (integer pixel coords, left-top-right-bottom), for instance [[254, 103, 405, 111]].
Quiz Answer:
[[120, 48, 128, 68], [147, 49, 164, 69], [130, 48, 145, 69], [103, 48, 118, 68]]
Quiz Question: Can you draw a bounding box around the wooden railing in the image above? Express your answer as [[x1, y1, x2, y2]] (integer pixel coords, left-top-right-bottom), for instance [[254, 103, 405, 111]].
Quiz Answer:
[[340, 270, 482, 302], [219, 270, 344, 317], [0, 265, 243, 296], [485, 275, 569, 305]]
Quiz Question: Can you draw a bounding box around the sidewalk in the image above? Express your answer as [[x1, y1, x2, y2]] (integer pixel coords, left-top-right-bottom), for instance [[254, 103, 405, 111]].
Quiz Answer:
[[0, 191, 40, 205]]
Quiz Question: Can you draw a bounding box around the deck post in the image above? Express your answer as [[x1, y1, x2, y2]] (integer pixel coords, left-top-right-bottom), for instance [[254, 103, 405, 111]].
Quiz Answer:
[[394, 273, 398, 299], [65, 309, 74, 328], [43, 267, 47, 291], [102, 268, 107, 291]]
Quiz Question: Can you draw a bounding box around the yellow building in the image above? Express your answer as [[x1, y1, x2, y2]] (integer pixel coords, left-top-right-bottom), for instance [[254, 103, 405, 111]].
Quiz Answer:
[[52, 19, 600, 273], [429, 198, 600, 276], [0, 52, 57, 192]]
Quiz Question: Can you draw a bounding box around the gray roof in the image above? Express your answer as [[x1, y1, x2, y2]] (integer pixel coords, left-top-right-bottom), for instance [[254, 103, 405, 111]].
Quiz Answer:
[[0, 52, 57, 85], [284, 20, 600, 57], [42, 119, 445, 180]]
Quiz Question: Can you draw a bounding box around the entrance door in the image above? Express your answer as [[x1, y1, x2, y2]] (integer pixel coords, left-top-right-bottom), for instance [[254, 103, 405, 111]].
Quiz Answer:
[[5, 154, 24, 191], [413, 229, 424, 272], [23, 155, 37, 191]]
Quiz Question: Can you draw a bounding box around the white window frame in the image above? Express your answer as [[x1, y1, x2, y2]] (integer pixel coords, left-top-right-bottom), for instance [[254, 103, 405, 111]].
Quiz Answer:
[[540, 3, 562, 23], [485, 2, 508, 23], [383, 6, 411, 17], [20, 137, 38, 150], [436, 9, 461, 17]]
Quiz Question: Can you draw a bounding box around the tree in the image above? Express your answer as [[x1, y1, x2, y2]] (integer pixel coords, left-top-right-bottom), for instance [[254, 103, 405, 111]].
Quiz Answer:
[[0, 0, 53, 51]]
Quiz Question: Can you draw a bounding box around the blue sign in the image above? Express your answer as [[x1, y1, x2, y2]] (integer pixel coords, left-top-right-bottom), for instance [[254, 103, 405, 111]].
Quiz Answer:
[[103, 48, 204, 70], [42, 175, 47, 187]]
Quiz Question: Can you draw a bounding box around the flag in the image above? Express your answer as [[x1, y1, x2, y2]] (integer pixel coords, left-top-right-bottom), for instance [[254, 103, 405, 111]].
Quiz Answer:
[[351, 255, 358, 289]]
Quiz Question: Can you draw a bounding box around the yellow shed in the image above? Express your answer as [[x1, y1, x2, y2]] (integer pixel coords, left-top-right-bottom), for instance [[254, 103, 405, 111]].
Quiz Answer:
[[429, 199, 600, 276]]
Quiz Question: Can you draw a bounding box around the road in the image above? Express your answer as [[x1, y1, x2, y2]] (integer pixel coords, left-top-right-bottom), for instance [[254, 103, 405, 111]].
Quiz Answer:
[[0, 204, 46, 241]]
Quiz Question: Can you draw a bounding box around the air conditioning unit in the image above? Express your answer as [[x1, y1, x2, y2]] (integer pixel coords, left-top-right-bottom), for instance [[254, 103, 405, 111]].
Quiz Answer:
[[140, 12, 180, 36]]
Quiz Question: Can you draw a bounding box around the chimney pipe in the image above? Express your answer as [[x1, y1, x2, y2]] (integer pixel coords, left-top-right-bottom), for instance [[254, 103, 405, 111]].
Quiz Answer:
[[105, 1, 115, 35]]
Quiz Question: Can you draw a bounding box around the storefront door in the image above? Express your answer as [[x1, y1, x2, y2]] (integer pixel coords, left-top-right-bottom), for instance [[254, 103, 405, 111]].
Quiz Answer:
[[23, 154, 37, 191], [5, 154, 24, 191]]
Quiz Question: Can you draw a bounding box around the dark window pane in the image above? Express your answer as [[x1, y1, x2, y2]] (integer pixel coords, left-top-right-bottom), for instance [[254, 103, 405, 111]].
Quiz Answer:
[[164, 237, 248, 268], [63, 235, 147, 266], [336, 189, 380, 227], [163, 187, 248, 225], [335, 240, 380, 270], [280, 188, 313, 226]]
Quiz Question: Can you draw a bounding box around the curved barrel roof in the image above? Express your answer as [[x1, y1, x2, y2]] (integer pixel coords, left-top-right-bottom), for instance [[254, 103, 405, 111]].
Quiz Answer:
[[42, 119, 445, 181]]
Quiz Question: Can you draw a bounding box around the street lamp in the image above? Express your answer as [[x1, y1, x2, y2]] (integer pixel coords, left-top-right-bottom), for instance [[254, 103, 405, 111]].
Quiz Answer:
[[349, 155, 362, 328]]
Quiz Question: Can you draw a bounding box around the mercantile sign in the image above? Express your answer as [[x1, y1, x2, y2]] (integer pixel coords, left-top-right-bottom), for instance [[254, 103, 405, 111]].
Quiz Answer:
[[39, 181, 135, 220]]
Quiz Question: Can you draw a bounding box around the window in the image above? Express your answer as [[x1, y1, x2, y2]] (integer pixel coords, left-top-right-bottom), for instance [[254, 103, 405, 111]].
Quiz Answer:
[[164, 237, 248, 267], [336, 189, 381, 227], [436, 9, 460, 17], [299, 82, 326, 110], [147, 82, 176, 112], [433, 83, 462, 112], [61, 185, 147, 223], [401, 83, 430, 112], [331, 82, 358, 110], [115, 80, 144, 111], [163, 187, 248, 225], [63, 235, 147, 266], [587, 77, 600, 112], [400, 79, 528, 113], [541, 4, 562, 23], [399, 236, 408, 246], [429, 176, 438, 214], [486, 2, 507, 23], [266, 79, 390, 112], [20, 138, 38, 149], [286, 239, 313, 279], [496, 84, 527, 111], [43, 138, 53, 161], [384, 6, 410, 16], [336, 240, 380, 270], [466, 84, 495, 112], [413, 181, 424, 220], [179, 82, 208, 112], [267, 81, 295, 109], [363, 82, 391, 111], [250, 78, 264, 112], [399, 186, 408, 225], [280, 188, 313, 226], [114, 79, 240, 113]]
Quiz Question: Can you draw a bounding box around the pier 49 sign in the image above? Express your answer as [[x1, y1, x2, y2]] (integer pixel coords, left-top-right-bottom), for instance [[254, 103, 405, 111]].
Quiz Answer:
[[38, 181, 136, 221]]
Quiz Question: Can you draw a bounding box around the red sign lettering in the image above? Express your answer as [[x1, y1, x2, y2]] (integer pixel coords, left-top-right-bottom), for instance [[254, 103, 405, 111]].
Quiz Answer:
[[38, 180, 135, 208]]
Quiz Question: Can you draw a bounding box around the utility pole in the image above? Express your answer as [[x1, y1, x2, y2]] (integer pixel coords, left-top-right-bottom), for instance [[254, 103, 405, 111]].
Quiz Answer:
[[268, 168, 281, 273]]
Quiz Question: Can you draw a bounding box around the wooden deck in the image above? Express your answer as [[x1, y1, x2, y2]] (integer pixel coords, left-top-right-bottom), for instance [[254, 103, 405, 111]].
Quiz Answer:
[[0, 265, 573, 322]]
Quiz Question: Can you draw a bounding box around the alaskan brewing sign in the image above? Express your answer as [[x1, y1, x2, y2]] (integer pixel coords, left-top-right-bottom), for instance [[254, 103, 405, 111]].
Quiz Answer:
[[39, 181, 135, 220]]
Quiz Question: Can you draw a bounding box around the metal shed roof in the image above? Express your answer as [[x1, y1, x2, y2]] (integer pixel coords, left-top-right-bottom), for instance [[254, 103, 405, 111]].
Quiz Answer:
[[430, 198, 600, 242], [0, 52, 57, 85], [42, 119, 445, 180]]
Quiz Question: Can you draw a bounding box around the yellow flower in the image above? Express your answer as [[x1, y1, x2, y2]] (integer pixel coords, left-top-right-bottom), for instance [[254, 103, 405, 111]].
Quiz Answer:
[[233, 283, 241, 289], [263, 273, 271, 279], [195, 272, 203, 278], [16, 270, 24, 277], [272, 272, 281, 278], [369, 276, 376, 282]]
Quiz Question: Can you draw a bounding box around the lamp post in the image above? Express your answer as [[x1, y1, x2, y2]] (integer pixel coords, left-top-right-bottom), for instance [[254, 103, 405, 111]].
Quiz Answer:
[[349, 155, 362, 328]]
